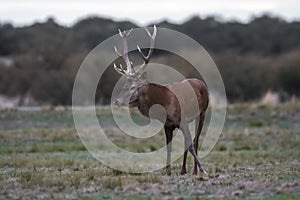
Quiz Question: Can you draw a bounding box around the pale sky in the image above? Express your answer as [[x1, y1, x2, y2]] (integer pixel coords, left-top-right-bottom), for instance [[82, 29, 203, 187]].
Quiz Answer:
[[0, 0, 299, 26]]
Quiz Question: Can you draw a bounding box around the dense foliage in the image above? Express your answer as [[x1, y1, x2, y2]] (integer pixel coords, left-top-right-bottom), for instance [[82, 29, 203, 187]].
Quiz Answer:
[[0, 15, 299, 105]]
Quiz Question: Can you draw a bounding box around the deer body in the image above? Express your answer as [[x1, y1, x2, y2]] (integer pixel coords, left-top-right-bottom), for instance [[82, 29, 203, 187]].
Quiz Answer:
[[113, 26, 209, 175], [125, 79, 208, 127]]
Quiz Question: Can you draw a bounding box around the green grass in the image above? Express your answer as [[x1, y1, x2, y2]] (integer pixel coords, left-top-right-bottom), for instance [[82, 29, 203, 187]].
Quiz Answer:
[[0, 103, 299, 199]]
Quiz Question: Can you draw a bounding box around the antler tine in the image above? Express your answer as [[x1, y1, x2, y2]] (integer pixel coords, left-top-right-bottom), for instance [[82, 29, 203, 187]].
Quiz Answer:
[[118, 29, 123, 37], [114, 46, 122, 57], [114, 28, 135, 76], [113, 63, 126, 75], [137, 25, 157, 63], [145, 25, 157, 39], [136, 25, 157, 73], [125, 28, 133, 36], [118, 28, 133, 37]]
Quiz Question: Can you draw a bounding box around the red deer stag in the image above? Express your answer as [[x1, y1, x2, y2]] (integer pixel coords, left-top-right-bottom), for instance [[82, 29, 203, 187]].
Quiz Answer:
[[113, 26, 209, 175]]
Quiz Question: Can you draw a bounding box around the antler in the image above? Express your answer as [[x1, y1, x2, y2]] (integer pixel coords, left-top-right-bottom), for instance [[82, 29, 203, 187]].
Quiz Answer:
[[136, 25, 157, 74], [113, 25, 157, 76], [113, 28, 135, 76]]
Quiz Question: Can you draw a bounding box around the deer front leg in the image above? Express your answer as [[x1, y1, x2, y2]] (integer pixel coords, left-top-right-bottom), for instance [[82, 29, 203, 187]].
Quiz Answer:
[[164, 127, 173, 175], [181, 125, 208, 176]]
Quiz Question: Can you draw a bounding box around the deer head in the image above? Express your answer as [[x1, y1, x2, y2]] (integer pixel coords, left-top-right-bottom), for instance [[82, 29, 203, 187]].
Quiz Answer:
[[113, 25, 157, 107]]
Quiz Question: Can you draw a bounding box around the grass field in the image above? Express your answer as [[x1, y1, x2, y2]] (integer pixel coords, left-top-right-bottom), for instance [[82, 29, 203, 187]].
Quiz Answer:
[[0, 103, 299, 199]]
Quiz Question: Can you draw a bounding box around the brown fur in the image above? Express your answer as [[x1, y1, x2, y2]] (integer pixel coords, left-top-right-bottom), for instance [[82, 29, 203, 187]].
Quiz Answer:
[[125, 78, 209, 175]]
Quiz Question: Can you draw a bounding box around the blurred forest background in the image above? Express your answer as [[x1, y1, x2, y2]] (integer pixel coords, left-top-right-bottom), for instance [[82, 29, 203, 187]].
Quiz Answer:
[[0, 14, 299, 106]]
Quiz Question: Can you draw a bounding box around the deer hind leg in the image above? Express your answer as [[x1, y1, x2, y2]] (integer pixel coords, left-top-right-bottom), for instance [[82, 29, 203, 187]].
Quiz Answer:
[[193, 112, 206, 175], [181, 125, 208, 176], [181, 150, 188, 175], [164, 127, 173, 175], [181, 126, 189, 175]]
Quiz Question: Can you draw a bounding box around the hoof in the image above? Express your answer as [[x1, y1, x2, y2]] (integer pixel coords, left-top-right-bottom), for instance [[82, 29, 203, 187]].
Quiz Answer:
[[200, 168, 208, 176], [196, 168, 209, 181], [180, 169, 187, 175], [197, 175, 209, 181], [165, 167, 171, 176]]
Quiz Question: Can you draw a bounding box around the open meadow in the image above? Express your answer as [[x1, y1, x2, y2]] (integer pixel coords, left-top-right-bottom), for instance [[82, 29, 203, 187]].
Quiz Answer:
[[0, 103, 299, 199]]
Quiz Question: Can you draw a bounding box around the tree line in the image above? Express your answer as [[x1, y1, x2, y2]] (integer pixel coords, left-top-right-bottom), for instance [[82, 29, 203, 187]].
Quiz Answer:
[[0, 14, 299, 105]]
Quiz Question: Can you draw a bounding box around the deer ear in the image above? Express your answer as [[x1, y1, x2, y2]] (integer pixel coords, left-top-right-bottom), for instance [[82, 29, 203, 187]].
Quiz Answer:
[[139, 72, 147, 80]]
